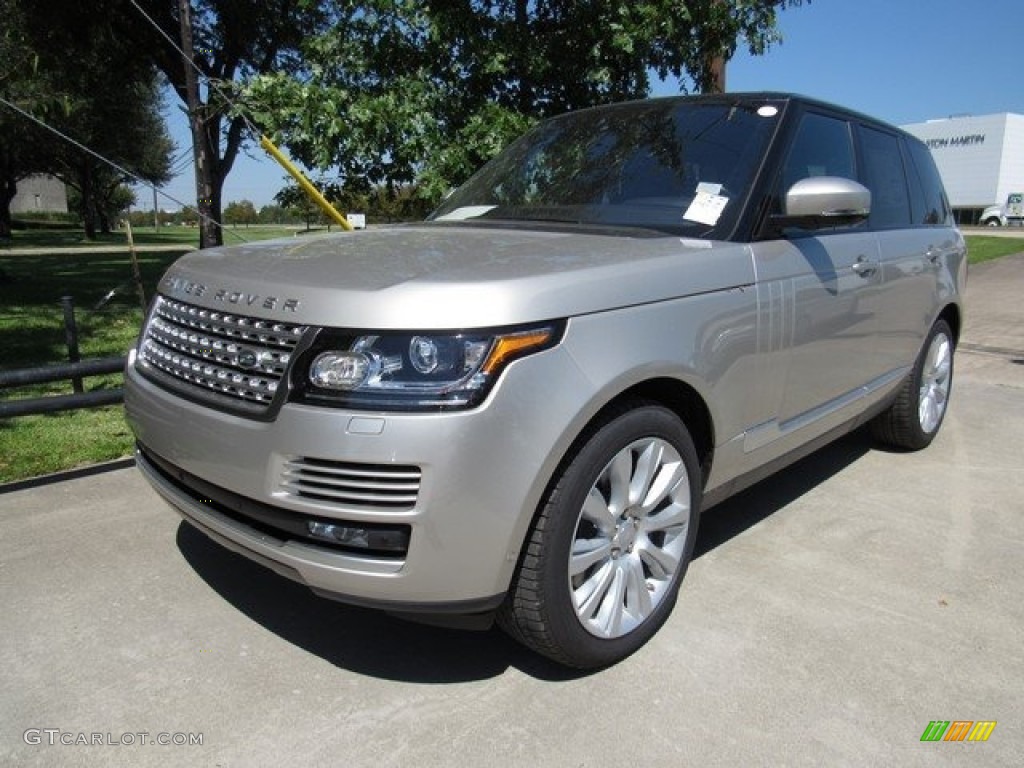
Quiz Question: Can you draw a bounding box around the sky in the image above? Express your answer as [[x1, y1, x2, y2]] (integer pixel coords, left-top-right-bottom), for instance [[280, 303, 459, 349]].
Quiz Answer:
[[147, 0, 1024, 211]]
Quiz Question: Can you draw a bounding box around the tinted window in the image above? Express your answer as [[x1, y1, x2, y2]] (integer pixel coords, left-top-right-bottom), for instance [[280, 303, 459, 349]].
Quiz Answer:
[[779, 113, 856, 194], [431, 99, 783, 239], [859, 126, 912, 229], [903, 139, 930, 225], [906, 140, 950, 225]]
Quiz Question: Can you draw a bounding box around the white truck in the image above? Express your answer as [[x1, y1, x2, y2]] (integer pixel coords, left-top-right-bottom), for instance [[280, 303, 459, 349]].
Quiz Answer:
[[980, 192, 1023, 226]]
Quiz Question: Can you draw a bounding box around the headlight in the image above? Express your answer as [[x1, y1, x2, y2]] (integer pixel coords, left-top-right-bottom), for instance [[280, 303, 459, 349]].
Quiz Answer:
[[295, 322, 563, 411]]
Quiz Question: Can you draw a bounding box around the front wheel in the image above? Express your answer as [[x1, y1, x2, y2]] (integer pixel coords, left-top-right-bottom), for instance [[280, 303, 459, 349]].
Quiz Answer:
[[499, 403, 700, 668], [984, 217, 1002, 227], [870, 319, 954, 450]]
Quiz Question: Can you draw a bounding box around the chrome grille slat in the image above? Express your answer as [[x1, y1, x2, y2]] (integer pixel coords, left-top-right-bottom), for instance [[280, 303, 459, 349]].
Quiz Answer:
[[139, 296, 306, 410], [282, 471, 419, 493], [280, 458, 422, 510], [284, 464, 421, 481], [154, 298, 303, 348]]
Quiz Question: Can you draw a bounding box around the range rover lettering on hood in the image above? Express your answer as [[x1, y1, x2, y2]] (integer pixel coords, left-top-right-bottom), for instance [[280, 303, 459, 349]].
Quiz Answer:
[[162, 275, 301, 312]]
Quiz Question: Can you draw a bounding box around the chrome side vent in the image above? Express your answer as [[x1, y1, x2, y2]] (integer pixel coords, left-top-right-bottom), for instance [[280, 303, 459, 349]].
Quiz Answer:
[[280, 457, 421, 511]]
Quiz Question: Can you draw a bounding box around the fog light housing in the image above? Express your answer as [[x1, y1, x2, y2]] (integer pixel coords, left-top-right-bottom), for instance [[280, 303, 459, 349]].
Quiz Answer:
[[306, 520, 410, 554]]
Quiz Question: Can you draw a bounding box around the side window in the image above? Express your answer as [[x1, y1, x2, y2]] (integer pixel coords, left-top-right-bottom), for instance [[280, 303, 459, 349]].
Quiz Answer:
[[906, 140, 951, 225], [903, 139, 930, 225], [779, 113, 856, 196], [859, 126, 912, 229]]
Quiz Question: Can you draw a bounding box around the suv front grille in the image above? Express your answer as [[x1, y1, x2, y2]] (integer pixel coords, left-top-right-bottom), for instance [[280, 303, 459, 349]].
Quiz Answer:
[[280, 457, 422, 510], [139, 296, 307, 412]]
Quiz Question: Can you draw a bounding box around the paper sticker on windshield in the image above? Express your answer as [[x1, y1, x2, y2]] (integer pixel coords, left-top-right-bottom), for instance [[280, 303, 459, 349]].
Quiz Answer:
[[434, 205, 496, 221], [696, 182, 722, 196], [683, 192, 728, 226]]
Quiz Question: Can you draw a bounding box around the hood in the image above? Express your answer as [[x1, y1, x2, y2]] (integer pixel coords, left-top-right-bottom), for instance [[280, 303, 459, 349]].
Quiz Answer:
[[158, 224, 754, 329]]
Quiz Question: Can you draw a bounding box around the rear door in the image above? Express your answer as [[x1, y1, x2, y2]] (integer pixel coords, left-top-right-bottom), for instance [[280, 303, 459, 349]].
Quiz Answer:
[[860, 126, 953, 380]]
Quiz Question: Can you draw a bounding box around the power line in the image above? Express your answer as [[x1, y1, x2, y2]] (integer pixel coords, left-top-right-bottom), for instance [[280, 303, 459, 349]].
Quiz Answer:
[[133, 0, 352, 232], [127, 0, 258, 136], [169, 153, 194, 176], [0, 94, 248, 242]]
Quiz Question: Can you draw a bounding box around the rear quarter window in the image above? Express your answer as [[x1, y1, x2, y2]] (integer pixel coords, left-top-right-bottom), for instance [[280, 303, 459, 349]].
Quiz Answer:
[[905, 140, 952, 226]]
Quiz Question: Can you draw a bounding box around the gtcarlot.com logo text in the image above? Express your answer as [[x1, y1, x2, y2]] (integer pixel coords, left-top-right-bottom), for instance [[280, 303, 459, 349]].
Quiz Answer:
[[24, 729, 203, 747]]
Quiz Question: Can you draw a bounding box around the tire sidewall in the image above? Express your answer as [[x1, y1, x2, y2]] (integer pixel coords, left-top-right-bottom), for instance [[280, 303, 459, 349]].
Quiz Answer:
[[908, 319, 954, 446], [536, 405, 701, 667]]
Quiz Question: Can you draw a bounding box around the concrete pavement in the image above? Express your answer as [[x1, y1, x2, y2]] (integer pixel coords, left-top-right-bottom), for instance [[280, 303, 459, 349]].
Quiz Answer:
[[1, 255, 1022, 767]]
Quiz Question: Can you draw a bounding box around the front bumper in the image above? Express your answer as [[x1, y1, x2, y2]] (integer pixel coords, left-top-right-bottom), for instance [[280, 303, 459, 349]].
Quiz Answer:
[[124, 342, 593, 613]]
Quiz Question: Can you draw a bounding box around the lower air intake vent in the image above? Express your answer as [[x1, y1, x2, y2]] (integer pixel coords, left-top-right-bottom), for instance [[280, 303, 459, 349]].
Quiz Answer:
[[280, 457, 421, 511]]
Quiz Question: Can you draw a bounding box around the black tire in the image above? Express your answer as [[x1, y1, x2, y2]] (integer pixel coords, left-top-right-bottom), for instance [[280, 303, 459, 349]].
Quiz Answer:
[[984, 217, 1001, 227], [870, 319, 954, 450], [498, 402, 701, 668]]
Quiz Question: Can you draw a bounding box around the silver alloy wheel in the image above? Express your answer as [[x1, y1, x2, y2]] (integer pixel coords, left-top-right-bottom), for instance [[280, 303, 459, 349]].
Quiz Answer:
[[568, 437, 691, 639], [918, 331, 952, 434]]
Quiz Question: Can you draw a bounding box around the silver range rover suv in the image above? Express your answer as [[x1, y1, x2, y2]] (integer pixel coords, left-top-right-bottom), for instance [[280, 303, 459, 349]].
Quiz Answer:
[[125, 93, 965, 668]]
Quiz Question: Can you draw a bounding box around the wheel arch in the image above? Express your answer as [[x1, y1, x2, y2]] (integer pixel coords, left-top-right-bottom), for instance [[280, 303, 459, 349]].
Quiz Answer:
[[535, 375, 717, 512], [607, 378, 716, 488], [937, 302, 962, 345]]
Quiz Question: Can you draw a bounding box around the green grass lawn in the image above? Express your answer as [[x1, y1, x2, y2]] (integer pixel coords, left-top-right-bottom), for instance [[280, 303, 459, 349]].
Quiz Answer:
[[0, 248, 186, 482], [1, 231, 1023, 484], [963, 234, 1024, 264]]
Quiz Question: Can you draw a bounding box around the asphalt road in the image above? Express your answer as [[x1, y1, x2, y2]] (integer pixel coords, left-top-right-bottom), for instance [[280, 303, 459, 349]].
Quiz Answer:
[[2, 256, 1022, 768]]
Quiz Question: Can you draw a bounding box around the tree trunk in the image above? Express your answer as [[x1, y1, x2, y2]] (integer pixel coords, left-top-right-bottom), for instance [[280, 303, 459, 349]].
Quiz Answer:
[[80, 164, 98, 240], [701, 0, 728, 94], [0, 153, 18, 239], [179, 0, 221, 249], [705, 55, 727, 94], [0, 179, 15, 240]]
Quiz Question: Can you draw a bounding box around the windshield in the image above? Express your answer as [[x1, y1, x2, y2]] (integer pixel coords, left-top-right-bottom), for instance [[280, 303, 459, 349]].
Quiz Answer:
[[430, 97, 784, 239]]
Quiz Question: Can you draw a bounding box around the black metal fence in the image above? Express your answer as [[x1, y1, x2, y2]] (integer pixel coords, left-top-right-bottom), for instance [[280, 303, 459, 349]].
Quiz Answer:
[[0, 296, 127, 419]]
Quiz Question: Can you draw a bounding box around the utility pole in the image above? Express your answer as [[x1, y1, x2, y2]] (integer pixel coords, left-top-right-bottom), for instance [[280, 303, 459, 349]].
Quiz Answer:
[[178, 0, 218, 249]]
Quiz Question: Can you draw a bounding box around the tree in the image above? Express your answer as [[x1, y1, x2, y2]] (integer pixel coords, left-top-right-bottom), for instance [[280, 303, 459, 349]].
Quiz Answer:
[[68, 184, 136, 233], [0, 0, 64, 238], [51, 74, 173, 237], [131, 0, 333, 249], [223, 198, 257, 227], [179, 205, 199, 226], [246, 1, 806, 205], [256, 202, 288, 224], [275, 183, 323, 231], [7, 0, 173, 238]]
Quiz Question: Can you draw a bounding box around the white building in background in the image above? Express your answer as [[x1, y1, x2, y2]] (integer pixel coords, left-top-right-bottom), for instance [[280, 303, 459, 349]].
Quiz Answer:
[[10, 174, 68, 214], [902, 112, 1024, 225]]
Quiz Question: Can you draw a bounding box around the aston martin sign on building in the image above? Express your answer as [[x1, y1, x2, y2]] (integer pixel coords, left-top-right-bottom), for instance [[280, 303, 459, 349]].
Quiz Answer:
[[902, 112, 1023, 223]]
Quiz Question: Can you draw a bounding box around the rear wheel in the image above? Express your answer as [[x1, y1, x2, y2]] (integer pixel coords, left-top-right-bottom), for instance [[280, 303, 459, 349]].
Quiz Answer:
[[871, 319, 954, 450], [499, 403, 700, 668]]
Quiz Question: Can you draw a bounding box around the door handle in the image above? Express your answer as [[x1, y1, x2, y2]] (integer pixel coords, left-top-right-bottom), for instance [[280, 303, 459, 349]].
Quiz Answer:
[[852, 257, 877, 277], [926, 247, 941, 265]]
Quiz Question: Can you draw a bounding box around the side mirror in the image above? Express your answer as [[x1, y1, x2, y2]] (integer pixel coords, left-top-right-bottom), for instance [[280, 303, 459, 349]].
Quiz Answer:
[[772, 176, 871, 231]]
